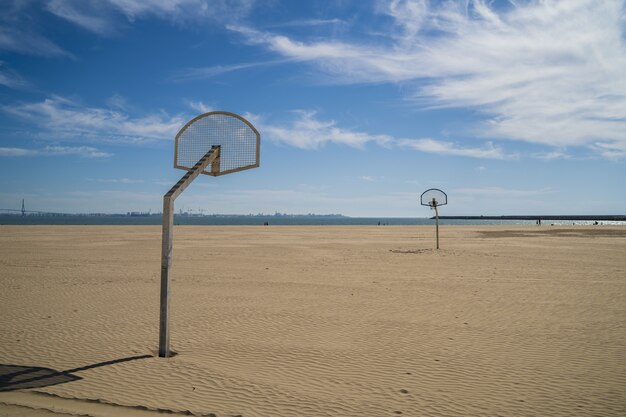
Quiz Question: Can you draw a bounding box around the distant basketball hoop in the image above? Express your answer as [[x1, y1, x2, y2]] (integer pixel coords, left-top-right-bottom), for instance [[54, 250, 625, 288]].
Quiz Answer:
[[420, 188, 447, 249], [159, 111, 260, 358]]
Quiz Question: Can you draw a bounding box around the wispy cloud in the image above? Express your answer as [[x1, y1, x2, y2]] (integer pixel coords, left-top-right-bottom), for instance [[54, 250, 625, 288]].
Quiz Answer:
[[232, 0, 626, 158], [249, 110, 393, 150], [229, 25, 376, 71], [532, 150, 571, 160], [105, 93, 131, 111], [1, 95, 520, 159], [0, 1, 73, 57], [1, 0, 258, 57], [264, 18, 346, 29], [45, 0, 259, 36], [0, 61, 31, 89], [399, 138, 510, 159], [174, 60, 286, 82], [86, 177, 144, 183], [0, 145, 112, 158], [186, 100, 214, 114], [591, 141, 626, 160], [252, 110, 509, 158], [2, 96, 184, 143], [45, 0, 119, 36], [110, 0, 258, 23]]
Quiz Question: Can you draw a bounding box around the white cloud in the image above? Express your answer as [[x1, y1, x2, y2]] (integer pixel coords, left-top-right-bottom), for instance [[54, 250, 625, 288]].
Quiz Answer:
[[86, 177, 144, 183], [45, 145, 113, 157], [229, 26, 393, 81], [174, 59, 287, 82], [0, 12, 72, 57], [45, 0, 259, 36], [591, 141, 626, 160], [108, 0, 257, 22], [379, 0, 428, 45], [233, 0, 626, 158], [175, 62, 261, 81], [0, 147, 37, 157], [1, 0, 257, 56], [0, 145, 112, 158], [0, 62, 30, 89], [1, 96, 521, 159], [532, 150, 571, 160], [46, 0, 119, 36], [186, 100, 215, 113], [250, 110, 393, 150], [105, 93, 131, 111], [251, 110, 511, 158], [2, 96, 185, 143], [399, 138, 510, 159], [359, 176, 376, 182], [264, 18, 346, 29]]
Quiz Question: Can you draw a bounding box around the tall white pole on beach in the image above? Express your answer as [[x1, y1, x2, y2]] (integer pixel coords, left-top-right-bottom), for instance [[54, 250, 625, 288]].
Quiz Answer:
[[160, 147, 220, 358]]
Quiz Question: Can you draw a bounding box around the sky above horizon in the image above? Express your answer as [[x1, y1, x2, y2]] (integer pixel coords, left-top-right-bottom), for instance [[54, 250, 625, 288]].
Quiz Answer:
[[1, 0, 625, 216]]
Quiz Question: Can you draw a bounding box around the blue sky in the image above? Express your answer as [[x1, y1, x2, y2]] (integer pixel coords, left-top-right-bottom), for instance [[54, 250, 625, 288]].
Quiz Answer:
[[1, 0, 625, 216]]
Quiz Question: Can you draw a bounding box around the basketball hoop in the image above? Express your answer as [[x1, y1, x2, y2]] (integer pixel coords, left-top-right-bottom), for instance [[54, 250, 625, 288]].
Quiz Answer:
[[420, 188, 447, 249], [174, 111, 259, 176], [159, 111, 260, 358]]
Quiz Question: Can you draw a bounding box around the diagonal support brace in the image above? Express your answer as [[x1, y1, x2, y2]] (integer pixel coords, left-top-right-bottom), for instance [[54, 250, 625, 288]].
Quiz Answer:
[[159, 146, 220, 358]]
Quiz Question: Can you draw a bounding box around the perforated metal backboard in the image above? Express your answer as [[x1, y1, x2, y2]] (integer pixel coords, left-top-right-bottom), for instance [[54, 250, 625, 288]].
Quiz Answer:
[[420, 188, 447, 207], [174, 111, 260, 176]]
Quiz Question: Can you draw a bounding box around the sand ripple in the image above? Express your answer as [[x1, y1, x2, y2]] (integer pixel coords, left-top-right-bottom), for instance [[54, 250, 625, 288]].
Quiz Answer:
[[1, 225, 625, 416]]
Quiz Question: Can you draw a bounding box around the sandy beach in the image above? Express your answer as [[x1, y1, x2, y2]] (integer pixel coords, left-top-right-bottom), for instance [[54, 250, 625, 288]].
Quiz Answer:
[[1, 225, 625, 417]]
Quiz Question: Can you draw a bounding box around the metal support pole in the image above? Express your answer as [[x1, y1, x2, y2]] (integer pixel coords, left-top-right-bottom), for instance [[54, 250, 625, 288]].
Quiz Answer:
[[435, 205, 439, 250], [159, 146, 220, 358]]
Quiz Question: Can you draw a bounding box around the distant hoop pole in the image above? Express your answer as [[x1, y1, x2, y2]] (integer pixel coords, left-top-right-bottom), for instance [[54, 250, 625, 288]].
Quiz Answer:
[[434, 201, 439, 250], [159, 146, 220, 358], [420, 189, 447, 250]]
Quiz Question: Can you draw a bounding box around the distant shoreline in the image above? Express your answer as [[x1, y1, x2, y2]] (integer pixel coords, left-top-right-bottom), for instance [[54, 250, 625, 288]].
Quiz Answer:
[[437, 215, 626, 221], [1, 214, 625, 226]]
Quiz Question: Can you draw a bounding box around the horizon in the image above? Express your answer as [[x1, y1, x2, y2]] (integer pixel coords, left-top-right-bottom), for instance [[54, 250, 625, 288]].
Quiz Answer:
[[1, 1, 625, 216], [1, 201, 624, 220]]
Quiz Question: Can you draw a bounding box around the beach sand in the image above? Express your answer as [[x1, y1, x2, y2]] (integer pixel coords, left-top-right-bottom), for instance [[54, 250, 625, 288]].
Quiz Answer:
[[1, 225, 625, 416]]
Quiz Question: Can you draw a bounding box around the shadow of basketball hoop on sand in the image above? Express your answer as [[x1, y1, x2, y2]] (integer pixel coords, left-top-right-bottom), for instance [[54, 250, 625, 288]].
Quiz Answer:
[[0, 354, 152, 392]]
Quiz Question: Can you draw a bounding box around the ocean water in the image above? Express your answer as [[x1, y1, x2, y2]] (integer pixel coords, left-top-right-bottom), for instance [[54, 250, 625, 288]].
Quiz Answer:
[[0, 215, 619, 226]]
